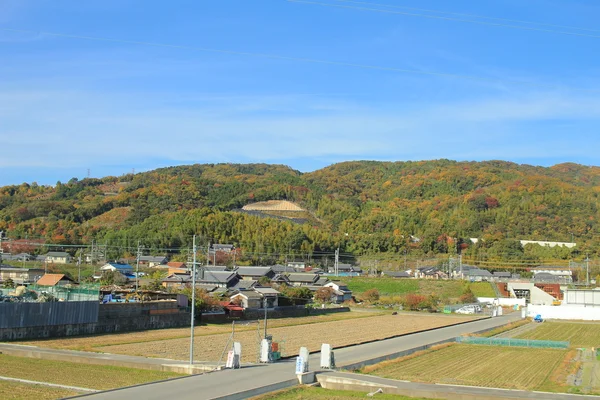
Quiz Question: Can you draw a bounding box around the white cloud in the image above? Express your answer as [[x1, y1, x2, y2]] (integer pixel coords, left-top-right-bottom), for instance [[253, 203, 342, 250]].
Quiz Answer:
[[1, 87, 600, 170]]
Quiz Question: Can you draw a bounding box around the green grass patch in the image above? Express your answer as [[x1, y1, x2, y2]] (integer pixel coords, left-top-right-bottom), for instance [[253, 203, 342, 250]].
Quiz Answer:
[[469, 282, 496, 297], [251, 386, 433, 399], [339, 277, 419, 295], [418, 280, 463, 300], [0, 354, 184, 390], [0, 380, 78, 400], [515, 322, 600, 348], [365, 344, 567, 391]]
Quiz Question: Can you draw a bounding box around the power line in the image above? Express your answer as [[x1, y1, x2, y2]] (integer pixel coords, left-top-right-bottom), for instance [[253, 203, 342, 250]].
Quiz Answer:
[[329, 0, 600, 34], [287, 0, 600, 40], [0, 27, 594, 92]]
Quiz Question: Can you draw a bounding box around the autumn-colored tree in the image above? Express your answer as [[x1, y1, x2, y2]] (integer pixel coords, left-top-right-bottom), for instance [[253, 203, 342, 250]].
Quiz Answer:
[[314, 287, 334, 303], [363, 288, 380, 303]]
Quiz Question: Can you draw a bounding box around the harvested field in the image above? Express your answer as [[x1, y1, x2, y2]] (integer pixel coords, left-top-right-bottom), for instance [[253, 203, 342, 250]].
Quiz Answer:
[[515, 322, 600, 348], [365, 344, 567, 390], [100, 313, 478, 363], [21, 311, 385, 352], [0, 380, 78, 400], [0, 354, 183, 390]]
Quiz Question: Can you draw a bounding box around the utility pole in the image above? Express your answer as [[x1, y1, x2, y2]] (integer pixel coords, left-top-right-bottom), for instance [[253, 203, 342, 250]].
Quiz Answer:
[[586, 253, 590, 287], [0, 231, 4, 281], [189, 235, 197, 365], [77, 253, 82, 283], [206, 243, 211, 267], [135, 241, 142, 292], [334, 248, 339, 277], [264, 296, 268, 339]]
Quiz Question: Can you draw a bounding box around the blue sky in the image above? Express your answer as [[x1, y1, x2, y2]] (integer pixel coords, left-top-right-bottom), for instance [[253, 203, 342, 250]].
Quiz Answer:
[[1, 0, 600, 185]]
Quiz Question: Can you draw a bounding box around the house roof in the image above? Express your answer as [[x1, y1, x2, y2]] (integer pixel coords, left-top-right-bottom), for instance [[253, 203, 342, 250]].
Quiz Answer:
[[272, 264, 299, 273], [254, 287, 280, 295], [468, 269, 493, 277], [232, 280, 257, 291], [102, 263, 133, 271], [36, 274, 74, 286], [162, 273, 191, 283], [315, 276, 330, 285], [235, 267, 273, 277], [231, 291, 262, 300], [167, 262, 186, 268], [139, 255, 168, 263], [287, 273, 319, 283], [199, 271, 239, 284], [493, 272, 511, 277], [204, 266, 228, 272], [383, 271, 411, 278], [212, 244, 234, 250], [46, 251, 71, 258], [195, 284, 218, 292]]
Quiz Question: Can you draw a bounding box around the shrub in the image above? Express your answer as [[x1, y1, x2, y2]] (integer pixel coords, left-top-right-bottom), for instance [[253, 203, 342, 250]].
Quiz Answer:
[[363, 288, 380, 303]]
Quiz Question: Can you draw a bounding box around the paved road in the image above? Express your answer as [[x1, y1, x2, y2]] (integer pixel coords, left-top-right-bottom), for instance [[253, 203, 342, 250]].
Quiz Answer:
[[78, 313, 523, 400]]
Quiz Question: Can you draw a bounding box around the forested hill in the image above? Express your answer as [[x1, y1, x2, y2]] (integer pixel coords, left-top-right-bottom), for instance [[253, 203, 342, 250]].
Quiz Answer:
[[1, 160, 599, 261]]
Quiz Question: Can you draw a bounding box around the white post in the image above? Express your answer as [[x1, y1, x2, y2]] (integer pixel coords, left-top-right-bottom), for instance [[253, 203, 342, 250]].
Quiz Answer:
[[189, 235, 197, 365]]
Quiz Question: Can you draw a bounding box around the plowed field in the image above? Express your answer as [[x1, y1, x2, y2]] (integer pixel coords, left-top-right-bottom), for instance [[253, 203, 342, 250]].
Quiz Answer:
[[366, 344, 567, 390], [100, 313, 477, 363]]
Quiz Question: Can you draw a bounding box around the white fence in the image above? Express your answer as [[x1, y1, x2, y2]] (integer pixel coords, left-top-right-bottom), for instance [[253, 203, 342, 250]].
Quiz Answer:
[[564, 289, 600, 306], [477, 297, 526, 307], [526, 305, 600, 321]]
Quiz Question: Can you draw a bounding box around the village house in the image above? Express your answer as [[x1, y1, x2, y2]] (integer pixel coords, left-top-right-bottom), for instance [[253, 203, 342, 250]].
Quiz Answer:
[[0, 266, 44, 285], [254, 287, 280, 308], [161, 273, 191, 289], [198, 270, 241, 288], [44, 251, 72, 265], [101, 262, 134, 274], [324, 281, 353, 303], [327, 263, 362, 276], [139, 255, 168, 268], [467, 269, 493, 282], [230, 291, 263, 309], [286, 272, 320, 286], [235, 266, 275, 281], [36, 273, 77, 286], [416, 266, 447, 279]]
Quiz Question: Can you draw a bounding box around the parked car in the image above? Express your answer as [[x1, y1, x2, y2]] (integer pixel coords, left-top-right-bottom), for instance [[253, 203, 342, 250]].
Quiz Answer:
[[456, 305, 480, 314]]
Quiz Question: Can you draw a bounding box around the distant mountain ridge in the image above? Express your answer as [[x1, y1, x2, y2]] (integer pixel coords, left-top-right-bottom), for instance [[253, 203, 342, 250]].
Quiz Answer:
[[0, 160, 598, 261]]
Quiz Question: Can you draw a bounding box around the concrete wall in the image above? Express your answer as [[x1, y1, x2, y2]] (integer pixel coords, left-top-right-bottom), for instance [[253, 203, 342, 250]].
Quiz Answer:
[[477, 297, 526, 307], [564, 289, 600, 306], [526, 305, 600, 321], [202, 306, 350, 323]]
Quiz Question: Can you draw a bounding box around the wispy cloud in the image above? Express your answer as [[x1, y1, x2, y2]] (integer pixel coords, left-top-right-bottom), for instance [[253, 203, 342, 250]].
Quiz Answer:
[[1, 86, 600, 173]]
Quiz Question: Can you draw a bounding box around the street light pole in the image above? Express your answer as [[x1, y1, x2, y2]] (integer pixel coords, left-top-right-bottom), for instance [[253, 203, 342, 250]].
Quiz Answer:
[[189, 235, 197, 365]]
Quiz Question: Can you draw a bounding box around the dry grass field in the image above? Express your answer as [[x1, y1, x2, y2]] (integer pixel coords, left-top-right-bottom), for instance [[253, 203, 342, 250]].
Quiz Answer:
[[0, 354, 183, 391], [21, 311, 386, 352], [365, 344, 567, 391], [515, 322, 600, 348], [82, 313, 476, 363], [0, 380, 78, 400], [251, 386, 433, 400]]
